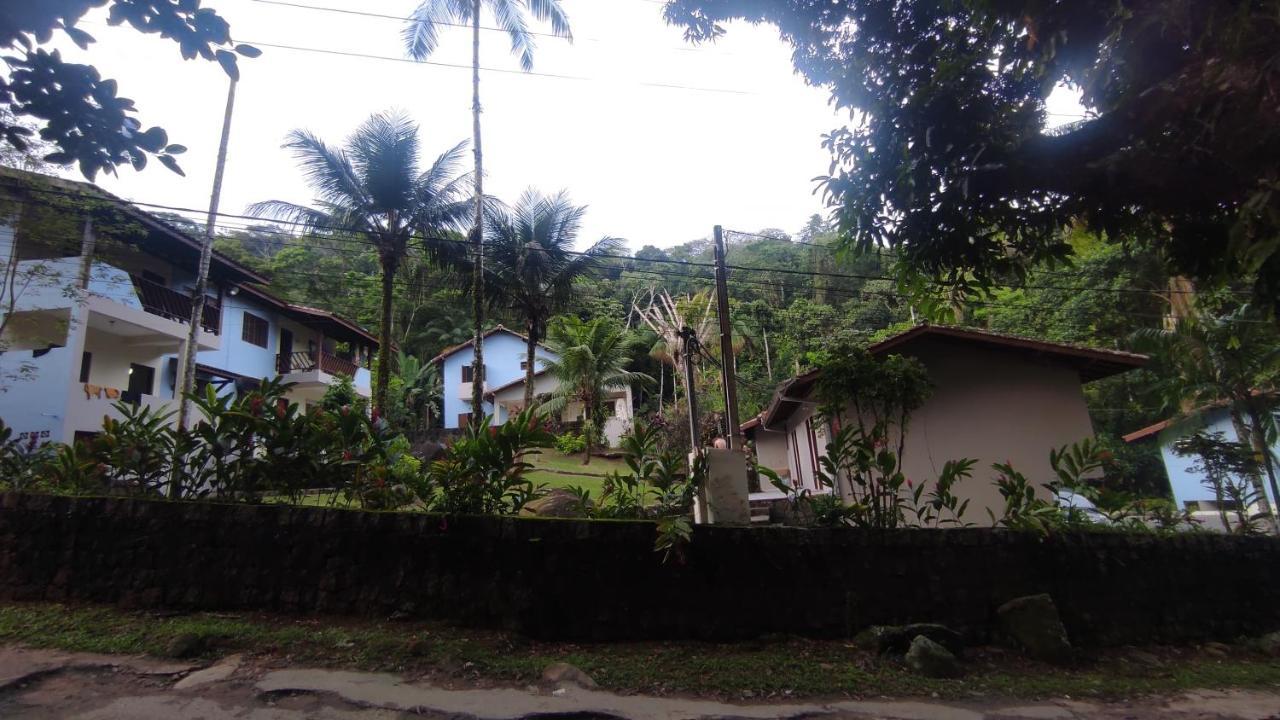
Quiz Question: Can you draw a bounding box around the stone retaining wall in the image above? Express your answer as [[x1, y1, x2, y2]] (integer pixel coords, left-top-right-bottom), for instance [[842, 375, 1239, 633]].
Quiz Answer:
[[1, 493, 1278, 644]]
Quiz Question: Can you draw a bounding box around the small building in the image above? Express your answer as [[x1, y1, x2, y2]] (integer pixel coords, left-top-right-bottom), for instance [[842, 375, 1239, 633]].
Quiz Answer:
[[747, 325, 1147, 523], [1124, 400, 1280, 530]]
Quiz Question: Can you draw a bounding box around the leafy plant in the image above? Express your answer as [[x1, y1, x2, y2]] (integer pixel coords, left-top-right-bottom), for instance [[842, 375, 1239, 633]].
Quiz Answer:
[[0, 418, 54, 492], [420, 409, 552, 515], [554, 432, 586, 455], [912, 458, 976, 527]]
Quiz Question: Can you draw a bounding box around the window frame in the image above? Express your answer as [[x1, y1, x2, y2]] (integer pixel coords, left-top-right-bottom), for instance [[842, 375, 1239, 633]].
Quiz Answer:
[[241, 311, 269, 348]]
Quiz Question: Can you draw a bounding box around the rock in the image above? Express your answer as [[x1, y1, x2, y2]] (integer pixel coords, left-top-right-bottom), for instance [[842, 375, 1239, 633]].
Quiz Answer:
[[1246, 631, 1280, 657], [1128, 649, 1164, 668], [1203, 641, 1230, 658], [521, 489, 591, 518], [767, 499, 816, 526], [164, 633, 207, 660], [905, 635, 962, 678], [996, 594, 1073, 664], [406, 636, 432, 657], [853, 623, 964, 656], [172, 654, 240, 690], [541, 662, 596, 689]]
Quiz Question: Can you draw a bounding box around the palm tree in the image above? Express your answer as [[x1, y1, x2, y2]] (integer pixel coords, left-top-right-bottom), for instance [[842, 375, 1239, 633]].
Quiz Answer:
[[484, 189, 623, 410], [249, 111, 471, 413], [1133, 304, 1280, 533], [403, 0, 572, 420], [541, 316, 651, 464]]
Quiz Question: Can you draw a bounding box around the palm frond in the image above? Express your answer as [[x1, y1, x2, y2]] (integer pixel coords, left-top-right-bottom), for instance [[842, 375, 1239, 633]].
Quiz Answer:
[[524, 0, 572, 40], [488, 0, 537, 71], [403, 0, 471, 60]]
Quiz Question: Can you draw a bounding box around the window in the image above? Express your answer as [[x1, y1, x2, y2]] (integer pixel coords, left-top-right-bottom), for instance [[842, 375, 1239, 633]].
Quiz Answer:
[[141, 270, 166, 287], [457, 413, 472, 428], [461, 364, 485, 383], [79, 352, 92, 383], [520, 360, 529, 370], [242, 312, 268, 348]]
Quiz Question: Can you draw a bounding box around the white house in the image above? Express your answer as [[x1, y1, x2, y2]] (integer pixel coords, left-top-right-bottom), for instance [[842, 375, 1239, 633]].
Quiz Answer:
[[0, 168, 377, 445], [745, 325, 1148, 523], [432, 325, 635, 444], [1124, 400, 1280, 530]]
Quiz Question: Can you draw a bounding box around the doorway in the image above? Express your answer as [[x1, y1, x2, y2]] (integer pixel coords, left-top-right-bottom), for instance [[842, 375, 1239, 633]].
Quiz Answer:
[[124, 363, 155, 405], [279, 328, 294, 373]]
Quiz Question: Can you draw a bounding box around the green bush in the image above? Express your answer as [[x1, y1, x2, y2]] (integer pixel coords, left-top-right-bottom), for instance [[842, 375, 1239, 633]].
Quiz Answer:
[[554, 432, 586, 455]]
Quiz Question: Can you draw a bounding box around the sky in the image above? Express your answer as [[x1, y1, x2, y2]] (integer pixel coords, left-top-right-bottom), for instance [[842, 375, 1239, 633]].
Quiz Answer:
[[47, 0, 1085, 252]]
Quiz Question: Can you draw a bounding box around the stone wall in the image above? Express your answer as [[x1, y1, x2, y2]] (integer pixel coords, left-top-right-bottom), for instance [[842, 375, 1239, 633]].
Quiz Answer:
[[1, 492, 1278, 645]]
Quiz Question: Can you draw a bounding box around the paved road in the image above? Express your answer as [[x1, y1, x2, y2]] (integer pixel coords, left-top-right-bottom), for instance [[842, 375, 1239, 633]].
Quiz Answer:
[[1, 646, 1278, 720]]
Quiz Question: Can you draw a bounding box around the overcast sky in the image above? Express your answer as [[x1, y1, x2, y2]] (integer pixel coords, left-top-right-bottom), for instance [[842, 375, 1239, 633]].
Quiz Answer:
[[49, 0, 1083, 251]]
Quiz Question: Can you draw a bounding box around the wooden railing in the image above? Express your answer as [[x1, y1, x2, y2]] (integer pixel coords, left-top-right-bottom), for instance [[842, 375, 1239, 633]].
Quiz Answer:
[[128, 275, 220, 334], [277, 350, 359, 377]]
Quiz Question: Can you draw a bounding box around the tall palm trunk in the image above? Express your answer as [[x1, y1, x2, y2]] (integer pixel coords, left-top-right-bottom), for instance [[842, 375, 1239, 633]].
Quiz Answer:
[[1245, 404, 1280, 535], [375, 251, 398, 414], [1229, 408, 1276, 532], [468, 0, 486, 421], [523, 320, 538, 410]]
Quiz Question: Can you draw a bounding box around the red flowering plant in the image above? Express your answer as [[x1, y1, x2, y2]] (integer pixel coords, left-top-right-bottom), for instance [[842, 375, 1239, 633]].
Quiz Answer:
[[419, 408, 553, 515]]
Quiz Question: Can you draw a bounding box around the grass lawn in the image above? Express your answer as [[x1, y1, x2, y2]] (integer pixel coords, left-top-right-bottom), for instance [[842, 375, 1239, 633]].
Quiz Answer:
[[1, 602, 1278, 700], [526, 449, 625, 495]]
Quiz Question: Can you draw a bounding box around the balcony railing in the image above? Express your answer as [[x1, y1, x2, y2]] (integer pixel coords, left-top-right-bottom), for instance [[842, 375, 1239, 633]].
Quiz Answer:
[[128, 275, 220, 334], [277, 350, 359, 378]]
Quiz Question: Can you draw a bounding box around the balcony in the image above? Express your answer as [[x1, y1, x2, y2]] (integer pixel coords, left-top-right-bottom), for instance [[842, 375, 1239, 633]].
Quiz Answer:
[[277, 350, 361, 377], [129, 275, 220, 334]]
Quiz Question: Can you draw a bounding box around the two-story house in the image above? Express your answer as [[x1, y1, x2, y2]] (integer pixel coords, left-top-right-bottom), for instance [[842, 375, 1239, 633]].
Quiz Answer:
[[432, 326, 558, 429], [0, 168, 376, 445], [432, 325, 635, 445]]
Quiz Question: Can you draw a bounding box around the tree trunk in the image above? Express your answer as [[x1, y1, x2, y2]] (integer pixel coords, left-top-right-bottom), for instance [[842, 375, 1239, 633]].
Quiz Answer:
[[523, 320, 538, 411], [1229, 409, 1275, 532], [468, 0, 486, 421], [1246, 404, 1280, 536], [374, 252, 398, 415], [762, 327, 772, 380]]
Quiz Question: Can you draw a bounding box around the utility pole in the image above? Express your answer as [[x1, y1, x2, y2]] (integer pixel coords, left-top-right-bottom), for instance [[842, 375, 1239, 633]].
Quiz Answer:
[[712, 225, 743, 450], [176, 77, 237, 433], [679, 326, 700, 455]]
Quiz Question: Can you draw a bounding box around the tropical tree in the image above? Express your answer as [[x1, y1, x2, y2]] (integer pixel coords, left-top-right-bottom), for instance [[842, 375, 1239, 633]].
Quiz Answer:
[[484, 189, 624, 410], [1134, 304, 1280, 533], [389, 350, 442, 434], [403, 0, 573, 421], [541, 316, 651, 464], [249, 111, 471, 413]]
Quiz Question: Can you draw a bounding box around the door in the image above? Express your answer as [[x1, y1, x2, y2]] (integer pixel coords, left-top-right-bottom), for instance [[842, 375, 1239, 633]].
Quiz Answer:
[[124, 363, 155, 405], [279, 328, 294, 373]]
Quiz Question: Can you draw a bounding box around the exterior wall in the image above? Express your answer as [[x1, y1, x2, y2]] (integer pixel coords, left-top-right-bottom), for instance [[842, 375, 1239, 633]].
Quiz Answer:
[[1155, 407, 1280, 520], [750, 427, 789, 475], [782, 409, 829, 492], [197, 295, 280, 382], [440, 332, 557, 429], [772, 339, 1098, 523], [491, 372, 634, 447]]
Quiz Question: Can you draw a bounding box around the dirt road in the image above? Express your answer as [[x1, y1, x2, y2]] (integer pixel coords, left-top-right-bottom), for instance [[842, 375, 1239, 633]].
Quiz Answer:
[[1, 646, 1277, 720]]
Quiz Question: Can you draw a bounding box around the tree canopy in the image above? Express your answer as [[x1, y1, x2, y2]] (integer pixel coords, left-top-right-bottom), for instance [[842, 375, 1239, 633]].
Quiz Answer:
[[1, 0, 258, 179], [663, 0, 1280, 312]]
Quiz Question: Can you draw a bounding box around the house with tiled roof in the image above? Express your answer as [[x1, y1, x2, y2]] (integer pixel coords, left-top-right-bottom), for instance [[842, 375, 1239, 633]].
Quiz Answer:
[[743, 324, 1148, 523]]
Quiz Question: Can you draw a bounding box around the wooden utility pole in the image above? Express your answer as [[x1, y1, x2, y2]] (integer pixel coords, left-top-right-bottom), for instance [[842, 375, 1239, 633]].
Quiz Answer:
[[712, 225, 743, 450], [177, 77, 237, 433]]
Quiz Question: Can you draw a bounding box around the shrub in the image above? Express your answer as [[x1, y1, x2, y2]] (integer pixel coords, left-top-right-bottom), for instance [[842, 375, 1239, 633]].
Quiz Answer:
[[554, 432, 586, 455], [418, 408, 553, 515]]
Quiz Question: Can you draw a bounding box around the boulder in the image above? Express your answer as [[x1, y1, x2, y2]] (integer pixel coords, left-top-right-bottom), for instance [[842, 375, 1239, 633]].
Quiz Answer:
[[165, 633, 208, 659], [768, 499, 816, 526], [996, 594, 1072, 664], [521, 489, 591, 518], [1247, 631, 1280, 657], [905, 635, 962, 678], [542, 662, 597, 688], [853, 623, 964, 656]]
